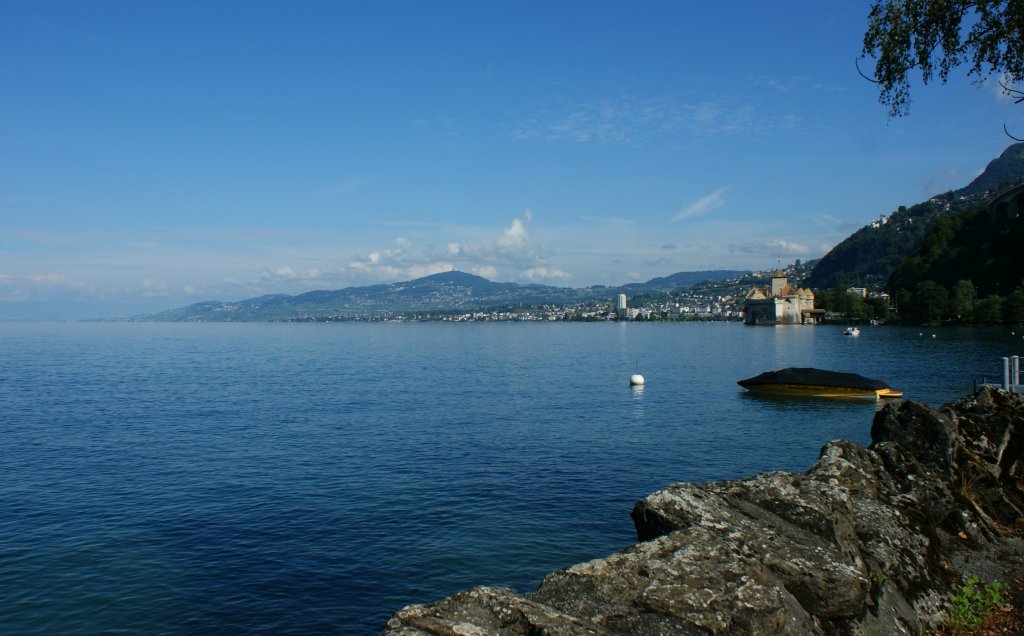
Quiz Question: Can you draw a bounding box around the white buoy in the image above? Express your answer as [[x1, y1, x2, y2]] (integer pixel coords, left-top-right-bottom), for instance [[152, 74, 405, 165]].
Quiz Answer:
[[630, 374, 645, 386]]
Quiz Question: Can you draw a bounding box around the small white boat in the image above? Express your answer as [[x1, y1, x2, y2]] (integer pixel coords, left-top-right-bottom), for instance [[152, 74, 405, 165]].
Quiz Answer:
[[842, 327, 861, 337]]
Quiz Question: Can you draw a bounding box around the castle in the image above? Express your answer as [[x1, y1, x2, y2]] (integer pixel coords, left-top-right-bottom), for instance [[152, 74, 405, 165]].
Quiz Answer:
[[743, 272, 822, 325]]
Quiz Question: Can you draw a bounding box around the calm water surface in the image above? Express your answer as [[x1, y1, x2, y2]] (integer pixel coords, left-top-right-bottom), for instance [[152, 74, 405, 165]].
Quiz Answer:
[[1, 322, 1020, 634]]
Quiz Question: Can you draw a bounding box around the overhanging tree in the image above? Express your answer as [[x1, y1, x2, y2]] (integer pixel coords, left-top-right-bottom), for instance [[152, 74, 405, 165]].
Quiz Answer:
[[861, 0, 1024, 134]]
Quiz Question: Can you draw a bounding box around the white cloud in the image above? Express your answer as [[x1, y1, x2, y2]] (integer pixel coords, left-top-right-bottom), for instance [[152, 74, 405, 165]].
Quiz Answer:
[[0, 272, 99, 302], [470, 265, 498, 280], [520, 267, 570, 282], [30, 273, 85, 288], [267, 266, 298, 279], [406, 262, 455, 279], [451, 210, 552, 271], [342, 210, 566, 284], [728, 239, 812, 256], [348, 236, 415, 274], [260, 266, 331, 285], [141, 279, 169, 298], [674, 189, 727, 221], [346, 236, 455, 282]]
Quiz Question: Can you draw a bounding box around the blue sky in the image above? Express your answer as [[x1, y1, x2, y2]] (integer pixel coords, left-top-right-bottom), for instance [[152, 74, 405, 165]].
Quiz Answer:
[[2, 1, 1021, 319]]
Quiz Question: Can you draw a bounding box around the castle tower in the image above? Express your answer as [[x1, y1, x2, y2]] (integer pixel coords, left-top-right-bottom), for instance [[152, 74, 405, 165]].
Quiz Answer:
[[770, 271, 788, 297]]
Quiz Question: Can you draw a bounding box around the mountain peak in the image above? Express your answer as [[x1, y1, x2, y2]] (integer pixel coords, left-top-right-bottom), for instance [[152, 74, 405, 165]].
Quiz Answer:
[[958, 141, 1024, 198], [806, 142, 1024, 290], [416, 270, 493, 285]]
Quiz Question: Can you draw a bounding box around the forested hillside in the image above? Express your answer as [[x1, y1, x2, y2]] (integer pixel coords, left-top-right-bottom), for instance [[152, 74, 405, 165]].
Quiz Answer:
[[886, 193, 1024, 324], [805, 143, 1024, 291]]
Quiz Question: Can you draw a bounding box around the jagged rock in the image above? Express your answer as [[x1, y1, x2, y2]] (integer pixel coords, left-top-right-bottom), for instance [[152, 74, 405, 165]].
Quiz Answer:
[[382, 387, 1024, 635], [383, 586, 613, 635], [530, 529, 810, 634], [870, 399, 958, 476]]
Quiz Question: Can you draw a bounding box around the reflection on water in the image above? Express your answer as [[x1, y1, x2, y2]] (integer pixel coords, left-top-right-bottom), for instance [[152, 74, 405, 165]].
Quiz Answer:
[[738, 388, 888, 416], [630, 384, 645, 418]]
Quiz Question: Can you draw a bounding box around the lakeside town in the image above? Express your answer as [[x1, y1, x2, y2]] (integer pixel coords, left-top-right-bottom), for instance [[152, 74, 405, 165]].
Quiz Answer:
[[282, 267, 890, 324]]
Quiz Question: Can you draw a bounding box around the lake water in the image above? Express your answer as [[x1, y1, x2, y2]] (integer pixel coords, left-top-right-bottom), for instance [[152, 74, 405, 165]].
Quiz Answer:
[[1, 321, 1020, 634]]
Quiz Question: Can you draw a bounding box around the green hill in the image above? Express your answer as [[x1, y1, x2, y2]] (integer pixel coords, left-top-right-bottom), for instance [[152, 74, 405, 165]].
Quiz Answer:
[[886, 184, 1024, 323], [140, 269, 749, 321], [889, 200, 1024, 297], [805, 143, 1024, 290], [621, 270, 747, 292]]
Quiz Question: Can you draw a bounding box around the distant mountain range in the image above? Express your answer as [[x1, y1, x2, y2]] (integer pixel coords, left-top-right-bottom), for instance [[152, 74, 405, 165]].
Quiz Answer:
[[805, 143, 1024, 290], [141, 269, 748, 321], [142, 144, 1024, 322]]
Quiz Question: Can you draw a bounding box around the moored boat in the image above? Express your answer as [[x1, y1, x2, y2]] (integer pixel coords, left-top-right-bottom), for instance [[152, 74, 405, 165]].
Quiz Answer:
[[737, 367, 903, 399]]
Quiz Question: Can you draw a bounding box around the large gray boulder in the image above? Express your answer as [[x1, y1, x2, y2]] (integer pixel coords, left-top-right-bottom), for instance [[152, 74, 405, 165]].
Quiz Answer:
[[383, 387, 1024, 635]]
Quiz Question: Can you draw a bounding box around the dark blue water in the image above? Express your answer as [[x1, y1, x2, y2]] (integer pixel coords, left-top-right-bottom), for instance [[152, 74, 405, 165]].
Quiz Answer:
[[1, 322, 1020, 634]]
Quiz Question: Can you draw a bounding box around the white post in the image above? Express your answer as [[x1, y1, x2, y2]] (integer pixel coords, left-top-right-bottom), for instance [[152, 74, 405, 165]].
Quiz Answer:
[[1014, 355, 1021, 391], [1003, 357, 1011, 391]]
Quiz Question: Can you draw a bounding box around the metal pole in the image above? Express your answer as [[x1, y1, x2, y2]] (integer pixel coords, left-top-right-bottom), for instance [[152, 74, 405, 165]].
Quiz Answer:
[[1003, 357, 1011, 391], [1014, 356, 1021, 392]]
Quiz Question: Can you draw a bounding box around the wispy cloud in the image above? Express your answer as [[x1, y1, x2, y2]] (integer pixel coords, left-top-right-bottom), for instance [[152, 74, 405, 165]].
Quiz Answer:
[[0, 272, 96, 302], [510, 94, 797, 145], [314, 176, 367, 197], [728, 239, 814, 257], [674, 188, 727, 221], [921, 170, 960, 197]]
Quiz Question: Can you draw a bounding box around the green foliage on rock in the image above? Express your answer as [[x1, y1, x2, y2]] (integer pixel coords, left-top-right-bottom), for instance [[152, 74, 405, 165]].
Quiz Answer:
[[944, 575, 1007, 634]]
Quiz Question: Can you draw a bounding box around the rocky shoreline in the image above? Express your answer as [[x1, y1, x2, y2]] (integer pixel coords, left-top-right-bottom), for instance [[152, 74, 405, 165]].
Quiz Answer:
[[383, 387, 1023, 635]]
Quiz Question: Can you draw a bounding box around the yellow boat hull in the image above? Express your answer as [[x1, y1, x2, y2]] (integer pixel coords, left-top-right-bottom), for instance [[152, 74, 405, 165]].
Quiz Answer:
[[743, 384, 903, 400]]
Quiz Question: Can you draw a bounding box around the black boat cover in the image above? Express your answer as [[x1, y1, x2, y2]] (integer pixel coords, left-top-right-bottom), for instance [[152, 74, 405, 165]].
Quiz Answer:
[[737, 367, 890, 390]]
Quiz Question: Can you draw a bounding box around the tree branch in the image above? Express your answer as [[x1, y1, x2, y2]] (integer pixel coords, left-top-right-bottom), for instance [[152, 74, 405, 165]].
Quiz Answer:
[[855, 57, 880, 84], [999, 80, 1024, 104]]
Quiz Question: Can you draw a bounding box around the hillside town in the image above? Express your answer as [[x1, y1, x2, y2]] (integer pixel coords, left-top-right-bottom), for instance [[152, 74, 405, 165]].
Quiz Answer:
[[284, 267, 889, 324]]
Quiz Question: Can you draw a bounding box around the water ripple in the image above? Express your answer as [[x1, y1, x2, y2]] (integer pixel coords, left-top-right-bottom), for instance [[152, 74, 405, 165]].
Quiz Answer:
[[1, 322, 1018, 633]]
